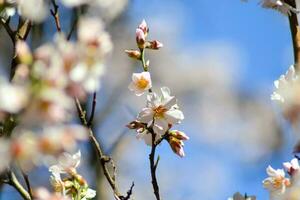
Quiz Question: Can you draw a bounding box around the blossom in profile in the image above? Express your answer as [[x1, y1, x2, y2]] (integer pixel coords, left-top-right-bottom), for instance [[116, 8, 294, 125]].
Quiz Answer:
[[128, 72, 152, 96], [137, 87, 184, 136], [263, 165, 291, 195], [283, 158, 300, 176], [261, 0, 297, 15], [270, 65, 300, 122], [168, 130, 189, 157]]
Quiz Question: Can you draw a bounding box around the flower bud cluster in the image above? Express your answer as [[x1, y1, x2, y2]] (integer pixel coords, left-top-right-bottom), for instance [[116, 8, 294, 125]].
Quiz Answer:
[[126, 20, 189, 157]]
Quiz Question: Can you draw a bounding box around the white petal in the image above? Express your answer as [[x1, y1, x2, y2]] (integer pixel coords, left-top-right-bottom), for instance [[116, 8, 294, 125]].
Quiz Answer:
[[137, 108, 154, 123], [164, 109, 184, 124], [153, 118, 168, 135]]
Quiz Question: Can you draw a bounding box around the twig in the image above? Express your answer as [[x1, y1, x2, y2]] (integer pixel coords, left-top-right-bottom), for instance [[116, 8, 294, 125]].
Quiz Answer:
[[7, 171, 31, 200], [88, 92, 97, 127], [149, 132, 161, 200], [21, 171, 33, 199], [287, 0, 300, 69], [0, 18, 15, 42], [67, 8, 79, 40], [50, 0, 61, 32], [75, 98, 124, 199]]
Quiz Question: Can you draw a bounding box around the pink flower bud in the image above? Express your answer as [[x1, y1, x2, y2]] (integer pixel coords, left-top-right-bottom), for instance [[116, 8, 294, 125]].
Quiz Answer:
[[138, 19, 149, 35], [168, 137, 185, 157], [169, 130, 189, 141], [125, 50, 141, 60], [136, 28, 146, 48], [147, 40, 163, 50]]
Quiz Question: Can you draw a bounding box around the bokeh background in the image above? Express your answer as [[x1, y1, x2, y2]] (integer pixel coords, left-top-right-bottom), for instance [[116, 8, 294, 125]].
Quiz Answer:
[[0, 0, 298, 199]]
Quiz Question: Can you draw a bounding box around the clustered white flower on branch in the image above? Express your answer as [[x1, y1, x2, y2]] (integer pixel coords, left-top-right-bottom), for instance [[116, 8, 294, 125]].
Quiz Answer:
[[0, 6, 113, 198], [126, 20, 189, 158], [261, 158, 300, 199], [0, 0, 125, 22]]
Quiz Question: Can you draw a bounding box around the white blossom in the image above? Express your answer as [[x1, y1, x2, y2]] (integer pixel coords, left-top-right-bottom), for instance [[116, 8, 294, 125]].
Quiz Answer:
[[0, 81, 28, 114], [49, 151, 81, 176], [137, 87, 184, 136], [263, 165, 291, 195], [128, 72, 152, 96]]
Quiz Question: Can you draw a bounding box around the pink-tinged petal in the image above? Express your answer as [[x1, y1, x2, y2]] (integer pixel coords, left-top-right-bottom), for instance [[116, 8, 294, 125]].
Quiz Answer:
[[164, 109, 184, 124], [291, 158, 299, 169], [137, 108, 154, 123], [138, 19, 148, 34]]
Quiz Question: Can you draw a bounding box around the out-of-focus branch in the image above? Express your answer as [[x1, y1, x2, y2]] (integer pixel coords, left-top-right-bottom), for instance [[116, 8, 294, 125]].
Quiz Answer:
[[0, 17, 14, 42], [50, 0, 61, 32], [21, 170, 33, 199], [88, 92, 97, 127], [7, 171, 31, 200]]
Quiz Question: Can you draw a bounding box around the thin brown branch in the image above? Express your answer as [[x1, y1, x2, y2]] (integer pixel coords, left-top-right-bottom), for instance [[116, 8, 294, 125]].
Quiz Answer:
[[50, 0, 61, 32], [149, 131, 161, 200], [287, 0, 300, 70], [75, 98, 125, 199]]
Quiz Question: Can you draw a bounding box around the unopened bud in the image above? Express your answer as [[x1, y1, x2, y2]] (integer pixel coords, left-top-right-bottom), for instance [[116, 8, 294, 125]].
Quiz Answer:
[[146, 40, 163, 50], [168, 137, 185, 157], [169, 130, 189, 141], [125, 50, 141, 60], [126, 121, 145, 130]]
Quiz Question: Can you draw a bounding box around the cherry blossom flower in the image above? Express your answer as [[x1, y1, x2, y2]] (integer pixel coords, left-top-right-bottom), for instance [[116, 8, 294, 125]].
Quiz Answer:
[[16, 0, 48, 22], [49, 151, 81, 176], [128, 72, 152, 96], [0, 81, 28, 114], [283, 158, 300, 176], [271, 65, 300, 122], [137, 87, 184, 136], [261, 0, 298, 15], [263, 165, 291, 195]]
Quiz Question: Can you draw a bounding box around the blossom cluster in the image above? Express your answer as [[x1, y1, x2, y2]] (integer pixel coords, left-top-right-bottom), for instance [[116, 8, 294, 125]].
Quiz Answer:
[[0, 10, 111, 199], [0, 0, 123, 22], [262, 158, 300, 199], [271, 65, 300, 123], [126, 20, 189, 157]]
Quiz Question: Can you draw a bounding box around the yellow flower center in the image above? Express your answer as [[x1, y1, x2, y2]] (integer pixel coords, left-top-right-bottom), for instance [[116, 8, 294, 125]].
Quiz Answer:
[[153, 105, 167, 118], [136, 76, 149, 89]]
